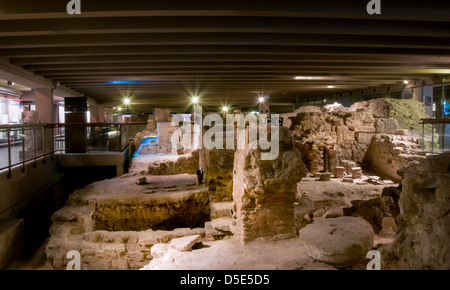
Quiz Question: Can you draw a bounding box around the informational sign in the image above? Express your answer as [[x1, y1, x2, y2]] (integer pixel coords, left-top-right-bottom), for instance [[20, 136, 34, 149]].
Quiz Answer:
[[444, 100, 450, 116]]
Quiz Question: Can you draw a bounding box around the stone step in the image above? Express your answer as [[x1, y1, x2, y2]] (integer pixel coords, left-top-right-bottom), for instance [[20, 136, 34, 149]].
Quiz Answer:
[[210, 217, 234, 232], [205, 217, 235, 239], [210, 202, 233, 219]]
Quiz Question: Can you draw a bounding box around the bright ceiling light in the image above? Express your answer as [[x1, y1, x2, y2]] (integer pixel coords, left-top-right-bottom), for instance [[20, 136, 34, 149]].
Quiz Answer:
[[123, 97, 131, 105], [222, 106, 229, 112], [403, 80, 409, 84], [258, 96, 265, 103], [327, 85, 335, 89], [117, 107, 123, 111], [191, 96, 199, 104], [295, 76, 322, 80]]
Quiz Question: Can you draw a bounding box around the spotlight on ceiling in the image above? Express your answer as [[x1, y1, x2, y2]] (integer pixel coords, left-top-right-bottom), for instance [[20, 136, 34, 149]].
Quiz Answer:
[[222, 106, 229, 112], [7, 81, 14, 86], [403, 80, 409, 84], [123, 97, 131, 105], [191, 96, 199, 104], [117, 107, 123, 111], [327, 85, 335, 89], [258, 96, 265, 103]]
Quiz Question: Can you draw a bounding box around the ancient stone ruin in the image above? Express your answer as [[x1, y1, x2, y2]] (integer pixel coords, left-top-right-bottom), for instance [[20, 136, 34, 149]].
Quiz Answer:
[[45, 99, 450, 270]]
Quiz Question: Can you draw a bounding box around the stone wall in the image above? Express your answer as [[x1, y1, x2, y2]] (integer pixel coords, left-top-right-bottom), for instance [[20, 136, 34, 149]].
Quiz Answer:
[[232, 126, 307, 243], [286, 98, 426, 179], [364, 134, 426, 181], [200, 148, 235, 202], [351, 98, 428, 138], [46, 174, 210, 270], [147, 151, 199, 175], [287, 105, 376, 171], [381, 152, 450, 270]]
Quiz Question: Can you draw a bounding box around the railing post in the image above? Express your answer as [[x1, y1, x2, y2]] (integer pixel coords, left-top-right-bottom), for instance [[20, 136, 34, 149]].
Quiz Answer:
[[431, 124, 435, 152], [118, 125, 122, 152], [33, 127, 37, 168], [7, 128, 12, 179], [21, 127, 25, 173], [42, 126, 46, 164]]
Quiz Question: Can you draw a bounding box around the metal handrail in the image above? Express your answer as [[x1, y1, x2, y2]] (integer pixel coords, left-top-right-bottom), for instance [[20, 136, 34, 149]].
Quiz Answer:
[[420, 118, 450, 153], [0, 122, 147, 178], [420, 118, 450, 124]]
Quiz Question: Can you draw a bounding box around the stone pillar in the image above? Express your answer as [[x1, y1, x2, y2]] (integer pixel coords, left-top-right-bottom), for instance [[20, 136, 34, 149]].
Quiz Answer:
[[307, 144, 319, 173], [232, 126, 307, 243], [157, 122, 176, 145], [34, 88, 54, 124]]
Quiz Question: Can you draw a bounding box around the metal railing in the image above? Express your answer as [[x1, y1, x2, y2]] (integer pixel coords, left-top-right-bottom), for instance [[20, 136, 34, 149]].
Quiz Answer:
[[0, 122, 146, 178], [420, 118, 450, 153]]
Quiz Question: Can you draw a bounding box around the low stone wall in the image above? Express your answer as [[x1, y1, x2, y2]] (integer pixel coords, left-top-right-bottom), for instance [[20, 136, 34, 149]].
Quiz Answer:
[[364, 134, 426, 181], [147, 151, 199, 175], [46, 174, 210, 270], [381, 152, 450, 270]]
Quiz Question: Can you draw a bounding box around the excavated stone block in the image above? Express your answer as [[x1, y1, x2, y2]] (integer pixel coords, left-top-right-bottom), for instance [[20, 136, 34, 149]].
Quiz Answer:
[[333, 166, 346, 179], [351, 167, 363, 179], [299, 217, 374, 267], [211, 202, 233, 219], [375, 118, 399, 134], [233, 126, 307, 243], [319, 172, 331, 181], [169, 235, 201, 252]]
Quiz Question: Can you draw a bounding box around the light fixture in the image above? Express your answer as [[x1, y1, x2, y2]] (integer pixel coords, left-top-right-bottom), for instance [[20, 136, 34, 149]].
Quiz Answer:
[[403, 80, 409, 84], [295, 76, 321, 80], [7, 81, 14, 86], [123, 97, 131, 105], [258, 96, 265, 103], [222, 106, 229, 112], [327, 85, 335, 89], [191, 96, 199, 104], [117, 107, 123, 111]]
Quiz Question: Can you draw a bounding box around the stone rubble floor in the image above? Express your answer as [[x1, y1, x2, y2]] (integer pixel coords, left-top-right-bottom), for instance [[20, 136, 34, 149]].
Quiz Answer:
[[142, 236, 337, 270], [298, 175, 398, 208]]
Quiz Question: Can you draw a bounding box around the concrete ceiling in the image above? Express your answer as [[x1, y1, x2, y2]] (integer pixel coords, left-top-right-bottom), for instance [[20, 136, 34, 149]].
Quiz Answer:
[[0, 0, 449, 112]]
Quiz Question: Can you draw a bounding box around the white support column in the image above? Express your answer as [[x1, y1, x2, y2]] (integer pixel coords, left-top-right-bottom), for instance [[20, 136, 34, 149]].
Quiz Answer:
[[88, 102, 99, 123], [34, 88, 54, 124], [98, 105, 105, 123]]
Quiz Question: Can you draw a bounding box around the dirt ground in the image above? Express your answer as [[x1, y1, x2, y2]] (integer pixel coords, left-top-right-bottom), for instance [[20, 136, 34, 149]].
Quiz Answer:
[[142, 236, 337, 270]]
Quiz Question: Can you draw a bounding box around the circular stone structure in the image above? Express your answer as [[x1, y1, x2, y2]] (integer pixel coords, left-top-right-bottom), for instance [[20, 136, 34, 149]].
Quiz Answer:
[[299, 216, 374, 267]]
